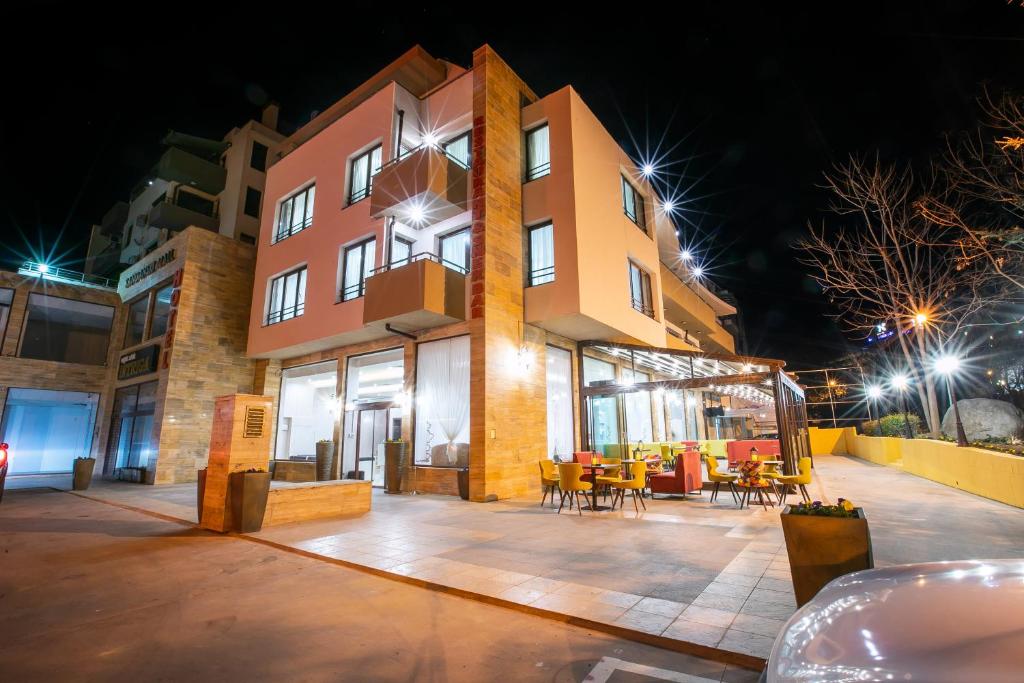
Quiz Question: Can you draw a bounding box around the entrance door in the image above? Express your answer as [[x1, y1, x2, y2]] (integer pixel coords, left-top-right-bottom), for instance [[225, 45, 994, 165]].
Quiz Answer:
[[587, 393, 624, 458], [355, 406, 402, 487], [103, 381, 158, 476]]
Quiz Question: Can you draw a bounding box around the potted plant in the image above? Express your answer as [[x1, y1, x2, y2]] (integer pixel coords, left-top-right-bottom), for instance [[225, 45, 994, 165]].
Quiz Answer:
[[72, 457, 96, 490], [456, 467, 470, 500], [229, 467, 272, 533], [781, 498, 874, 607], [383, 439, 407, 494], [315, 439, 334, 481]]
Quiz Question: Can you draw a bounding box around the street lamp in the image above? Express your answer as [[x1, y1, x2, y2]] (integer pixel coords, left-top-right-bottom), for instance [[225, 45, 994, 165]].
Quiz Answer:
[[866, 385, 882, 423], [935, 354, 968, 447], [889, 373, 915, 439]]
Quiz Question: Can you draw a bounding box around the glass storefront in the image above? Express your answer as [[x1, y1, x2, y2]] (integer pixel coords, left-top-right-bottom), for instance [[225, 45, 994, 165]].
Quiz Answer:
[[105, 381, 158, 474], [1, 388, 99, 474], [275, 361, 338, 461], [414, 336, 469, 466]]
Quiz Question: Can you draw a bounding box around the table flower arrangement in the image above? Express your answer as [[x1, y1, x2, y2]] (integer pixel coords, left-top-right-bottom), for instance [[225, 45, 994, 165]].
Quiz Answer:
[[737, 460, 764, 486]]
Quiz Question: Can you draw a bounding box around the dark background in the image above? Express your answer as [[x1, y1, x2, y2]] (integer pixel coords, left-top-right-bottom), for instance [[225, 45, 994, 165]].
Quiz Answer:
[[2, 3, 1022, 368]]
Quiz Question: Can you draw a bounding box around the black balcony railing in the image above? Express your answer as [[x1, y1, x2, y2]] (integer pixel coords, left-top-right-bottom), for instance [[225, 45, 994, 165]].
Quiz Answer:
[[525, 161, 550, 181], [340, 280, 366, 302], [368, 251, 469, 276], [630, 297, 655, 319], [377, 143, 472, 174], [265, 302, 305, 326], [528, 265, 555, 286]]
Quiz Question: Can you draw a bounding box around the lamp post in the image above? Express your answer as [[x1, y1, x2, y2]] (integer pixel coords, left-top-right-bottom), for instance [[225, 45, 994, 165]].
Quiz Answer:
[[866, 385, 882, 423], [890, 374, 914, 439], [935, 354, 968, 447]]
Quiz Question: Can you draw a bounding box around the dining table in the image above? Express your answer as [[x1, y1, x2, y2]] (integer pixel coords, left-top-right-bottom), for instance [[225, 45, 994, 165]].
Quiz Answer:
[[580, 463, 614, 511]]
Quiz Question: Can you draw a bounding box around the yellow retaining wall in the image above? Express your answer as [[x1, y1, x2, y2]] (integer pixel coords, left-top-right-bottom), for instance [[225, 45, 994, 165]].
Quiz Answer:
[[807, 427, 1024, 509]]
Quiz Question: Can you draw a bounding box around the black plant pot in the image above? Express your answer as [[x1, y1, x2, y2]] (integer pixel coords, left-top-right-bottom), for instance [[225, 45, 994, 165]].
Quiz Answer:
[[229, 471, 271, 533], [72, 458, 96, 491], [197, 468, 207, 524], [384, 441, 407, 494], [457, 467, 470, 500]]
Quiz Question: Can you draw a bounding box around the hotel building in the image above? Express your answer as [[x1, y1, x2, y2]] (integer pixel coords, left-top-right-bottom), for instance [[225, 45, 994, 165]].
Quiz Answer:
[[248, 45, 810, 502]]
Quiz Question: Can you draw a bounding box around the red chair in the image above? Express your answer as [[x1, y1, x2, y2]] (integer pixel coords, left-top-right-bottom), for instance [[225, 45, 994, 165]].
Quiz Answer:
[[726, 440, 781, 467], [572, 451, 595, 466], [648, 450, 703, 498]]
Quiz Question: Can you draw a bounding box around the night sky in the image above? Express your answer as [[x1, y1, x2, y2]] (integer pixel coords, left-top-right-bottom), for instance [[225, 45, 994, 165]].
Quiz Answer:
[[3, 3, 1022, 367]]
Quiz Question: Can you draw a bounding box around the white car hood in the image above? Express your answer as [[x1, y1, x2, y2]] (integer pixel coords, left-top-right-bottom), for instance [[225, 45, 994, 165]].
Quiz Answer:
[[767, 559, 1024, 682]]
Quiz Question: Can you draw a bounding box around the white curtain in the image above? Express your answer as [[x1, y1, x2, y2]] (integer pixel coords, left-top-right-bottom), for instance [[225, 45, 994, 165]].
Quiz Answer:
[[546, 346, 573, 459], [527, 125, 549, 176], [415, 336, 471, 464], [622, 368, 653, 443], [529, 223, 555, 285]]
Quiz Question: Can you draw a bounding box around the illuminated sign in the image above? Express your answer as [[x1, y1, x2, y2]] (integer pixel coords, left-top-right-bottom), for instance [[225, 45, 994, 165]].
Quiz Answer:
[[118, 344, 160, 380]]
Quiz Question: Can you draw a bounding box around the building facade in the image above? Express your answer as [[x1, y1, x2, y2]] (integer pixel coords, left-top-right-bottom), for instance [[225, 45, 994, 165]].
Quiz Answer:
[[0, 227, 258, 483], [85, 107, 284, 278], [245, 45, 775, 502]]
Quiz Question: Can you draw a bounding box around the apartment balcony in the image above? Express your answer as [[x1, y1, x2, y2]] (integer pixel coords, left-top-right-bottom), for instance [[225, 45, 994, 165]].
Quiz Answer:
[[147, 197, 219, 232], [369, 146, 469, 227], [362, 253, 466, 330], [659, 263, 735, 354], [152, 146, 227, 196]]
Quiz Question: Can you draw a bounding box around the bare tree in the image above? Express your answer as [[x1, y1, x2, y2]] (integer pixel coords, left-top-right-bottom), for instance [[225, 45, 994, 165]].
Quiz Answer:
[[797, 156, 993, 436]]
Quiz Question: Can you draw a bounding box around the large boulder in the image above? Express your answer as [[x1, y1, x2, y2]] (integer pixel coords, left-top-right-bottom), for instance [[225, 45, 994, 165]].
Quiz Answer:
[[941, 398, 1024, 442]]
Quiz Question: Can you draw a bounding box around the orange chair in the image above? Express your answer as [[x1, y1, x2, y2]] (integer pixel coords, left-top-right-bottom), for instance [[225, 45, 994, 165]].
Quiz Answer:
[[538, 459, 561, 508], [556, 462, 593, 515]]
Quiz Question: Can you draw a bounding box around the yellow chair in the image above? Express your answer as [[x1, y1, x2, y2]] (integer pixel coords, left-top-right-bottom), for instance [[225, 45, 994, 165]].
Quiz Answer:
[[556, 462, 593, 515], [776, 457, 813, 504], [705, 454, 739, 504], [595, 457, 621, 501], [538, 460, 561, 508], [610, 461, 648, 512]]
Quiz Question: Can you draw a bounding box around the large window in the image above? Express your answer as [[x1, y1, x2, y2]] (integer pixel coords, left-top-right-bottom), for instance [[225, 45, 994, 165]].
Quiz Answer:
[[443, 131, 471, 168], [123, 283, 174, 348], [341, 238, 376, 301], [267, 267, 307, 324], [583, 356, 616, 386], [1, 388, 99, 475], [525, 124, 550, 181], [275, 361, 337, 461], [348, 144, 383, 204], [546, 346, 574, 460], [439, 228, 471, 273], [244, 186, 262, 218], [414, 336, 470, 466], [20, 293, 114, 365], [622, 368, 654, 443], [621, 176, 647, 231], [125, 296, 149, 347], [250, 141, 269, 172], [105, 381, 158, 474], [391, 234, 413, 266], [528, 222, 554, 286], [149, 285, 173, 338], [275, 184, 315, 242], [0, 288, 12, 342], [628, 261, 654, 318]]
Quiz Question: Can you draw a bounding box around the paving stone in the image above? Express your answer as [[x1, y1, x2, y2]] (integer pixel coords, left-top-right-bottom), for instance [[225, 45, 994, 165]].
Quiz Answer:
[[633, 596, 687, 619], [679, 604, 738, 629], [663, 618, 727, 646]]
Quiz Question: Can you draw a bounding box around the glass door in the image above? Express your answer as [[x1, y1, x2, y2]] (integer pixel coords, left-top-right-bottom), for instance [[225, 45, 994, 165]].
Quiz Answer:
[[356, 406, 401, 487], [587, 393, 624, 459]]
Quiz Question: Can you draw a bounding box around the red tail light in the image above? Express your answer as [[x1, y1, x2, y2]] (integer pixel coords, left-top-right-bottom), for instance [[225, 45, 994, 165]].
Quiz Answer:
[[0, 442, 8, 467]]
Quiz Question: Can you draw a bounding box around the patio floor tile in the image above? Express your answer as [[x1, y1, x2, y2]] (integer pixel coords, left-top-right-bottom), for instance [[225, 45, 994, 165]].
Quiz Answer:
[[701, 581, 755, 599], [718, 629, 775, 658], [614, 608, 676, 635], [692, 592, 746, 612], [663, 618, 727, 646], [633, 596, 687, 619], [730, 613, 786, 639], [679, 604, 738, 629]]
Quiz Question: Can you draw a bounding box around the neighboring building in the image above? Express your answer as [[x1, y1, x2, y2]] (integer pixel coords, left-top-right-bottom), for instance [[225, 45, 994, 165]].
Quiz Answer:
[[85, 106, 283, 278], [0, 227, 259, 483], [244, 45, 793, 502]]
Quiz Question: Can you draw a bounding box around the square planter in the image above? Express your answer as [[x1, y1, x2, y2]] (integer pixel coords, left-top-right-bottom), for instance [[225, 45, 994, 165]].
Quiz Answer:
[[229, 471, 271, 533], [72, 457, 96, 491], [781, 505, 874, 607]]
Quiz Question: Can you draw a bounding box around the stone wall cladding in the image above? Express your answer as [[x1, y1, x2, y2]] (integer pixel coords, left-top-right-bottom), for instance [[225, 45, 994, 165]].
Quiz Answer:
[[153, 229, 258, 484]]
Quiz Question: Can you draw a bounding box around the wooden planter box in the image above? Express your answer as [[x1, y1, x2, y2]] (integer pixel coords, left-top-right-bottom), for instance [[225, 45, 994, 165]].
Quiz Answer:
[[229, 471, 272, 533], [72, 458, 96, 490], [781, 506, 874, 607]]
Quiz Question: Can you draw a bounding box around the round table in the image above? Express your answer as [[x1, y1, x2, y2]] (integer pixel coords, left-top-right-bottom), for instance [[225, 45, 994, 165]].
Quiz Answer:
[[581, 463, 614, 511]]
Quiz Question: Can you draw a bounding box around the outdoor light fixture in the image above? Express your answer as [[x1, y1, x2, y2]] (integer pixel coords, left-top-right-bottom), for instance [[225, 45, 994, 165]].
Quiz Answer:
[[642, 163, 655, 177], [890, 374, 909, 391], [914, 312, 928, 326], [680, 250, 693, 261], [935, 353, 968, 446], [867, 385, 883, 399], [407, 203, 426, 225], [934, 355, 960, 375], [37, 263, 49, 274], [691, 266, 704, 278], [422, 131, 439, 147], [662, 200, 676, 213], [889, 374, 914, 439]]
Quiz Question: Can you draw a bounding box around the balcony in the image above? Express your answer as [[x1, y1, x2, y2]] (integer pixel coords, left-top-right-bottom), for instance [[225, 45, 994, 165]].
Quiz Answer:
[[152, 146, 227, 196], [147, 196, 219, 233], [362, 253, 466, 330], [659, 263, 735, 353], [369, 146, 469, 227]]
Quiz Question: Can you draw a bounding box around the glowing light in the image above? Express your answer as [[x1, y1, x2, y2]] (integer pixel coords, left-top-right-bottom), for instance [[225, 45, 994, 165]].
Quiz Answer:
[[680, 250, 693, 261], [914, 312, 928, 326], [407, 203, 426, 225], [890, 374, 909, 391], [37, 263, 49, 274], [691, 266, 704, 278], [662, 200, 676, 213], [641, 163, 655, 177], [876, 322, 886, 333], [934, 355, 961, 375], [422, 131, 439, 147], [867, 385, 882, 399]]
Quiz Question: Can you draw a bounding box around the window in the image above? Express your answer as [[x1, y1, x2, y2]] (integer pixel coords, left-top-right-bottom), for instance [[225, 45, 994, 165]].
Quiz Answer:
[[106, 381, 158, 473], [391, 234, 413, 266], [0, 288, 12, 342], [149, 285, 173, 338], [244, 187, 262, 218], [0, 388, 99, 474], [628, 261, 654, 318], [275, 360, 338, 461], [125, 296, 149, 347], [176, 188, 216, 217], [622, 368, 654, 443], [20, 293, 114, 365], [341, 349, 404, 483], [443, 131, 471, 168], [341, 239, 376, 301], [414, 336, 470, 466], [527, 222, 555, 286], [267, 267, 307, 324], [621, 176, 647, 231], [546, 346, 573, 460], [348, 144, 383, 204], [275, 185, 315, 242], [525, 124, 550, 181], [583, 356, 616, 386], [439, 228, 471, 273], [250, 141, 269, 172], [239, 233, 257, 245]]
